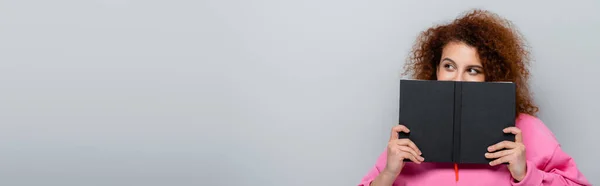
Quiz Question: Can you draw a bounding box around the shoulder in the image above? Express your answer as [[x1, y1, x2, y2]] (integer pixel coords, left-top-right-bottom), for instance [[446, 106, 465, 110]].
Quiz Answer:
[[515, 113, 558, 143], [515, 113, 560, 164]]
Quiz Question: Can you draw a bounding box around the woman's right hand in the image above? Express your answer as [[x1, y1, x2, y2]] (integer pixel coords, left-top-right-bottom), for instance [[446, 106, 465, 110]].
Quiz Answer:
[[383, 125, 425, 176]]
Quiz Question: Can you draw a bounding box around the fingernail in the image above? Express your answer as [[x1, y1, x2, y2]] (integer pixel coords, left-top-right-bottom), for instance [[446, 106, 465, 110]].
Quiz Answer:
[[419, 151, 422, 155], [488, 147, 493, 151]]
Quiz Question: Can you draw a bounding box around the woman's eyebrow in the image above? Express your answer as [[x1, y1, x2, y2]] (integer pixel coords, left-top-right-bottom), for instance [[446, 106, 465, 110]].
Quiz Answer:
[[441, 57, 455, 63]]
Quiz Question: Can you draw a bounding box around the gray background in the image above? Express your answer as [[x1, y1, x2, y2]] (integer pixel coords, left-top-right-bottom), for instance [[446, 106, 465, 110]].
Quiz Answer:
[[1, 0, 598, 185]]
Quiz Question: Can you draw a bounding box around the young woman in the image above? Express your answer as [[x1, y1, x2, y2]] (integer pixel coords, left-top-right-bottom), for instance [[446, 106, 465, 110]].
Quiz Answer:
[[358, 9, 590, 186]]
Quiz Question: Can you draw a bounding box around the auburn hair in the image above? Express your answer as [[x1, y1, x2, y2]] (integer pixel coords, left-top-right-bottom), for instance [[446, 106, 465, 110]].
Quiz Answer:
[[403, 9, 539, 116]]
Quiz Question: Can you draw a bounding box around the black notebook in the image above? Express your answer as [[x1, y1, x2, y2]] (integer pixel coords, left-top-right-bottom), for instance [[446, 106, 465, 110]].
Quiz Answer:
[[398, 79, 516, 164]]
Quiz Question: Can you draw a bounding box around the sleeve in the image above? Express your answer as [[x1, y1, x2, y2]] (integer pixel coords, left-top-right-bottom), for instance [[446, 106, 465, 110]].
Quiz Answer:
[[512, 145, 591, 186], [358, 150, 388, 186]]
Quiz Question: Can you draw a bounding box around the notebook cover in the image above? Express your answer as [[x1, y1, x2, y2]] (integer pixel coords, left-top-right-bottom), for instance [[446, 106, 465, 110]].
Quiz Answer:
[[458, 81, 516, 164], [398, 80, 455, 163], [398, 79, 516, 164]]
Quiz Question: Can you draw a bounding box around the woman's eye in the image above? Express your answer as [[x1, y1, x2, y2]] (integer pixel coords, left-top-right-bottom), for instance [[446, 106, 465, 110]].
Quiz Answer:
[[444, 64, 455, 70], [468, 68, 481, 75]]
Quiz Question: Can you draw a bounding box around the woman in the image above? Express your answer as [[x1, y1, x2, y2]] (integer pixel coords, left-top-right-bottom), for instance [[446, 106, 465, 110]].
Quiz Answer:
[[359, 9, 590, 186]]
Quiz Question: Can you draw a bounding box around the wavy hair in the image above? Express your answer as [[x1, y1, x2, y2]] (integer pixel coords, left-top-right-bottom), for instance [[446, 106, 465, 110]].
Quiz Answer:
[[403, 9, 539, 116]]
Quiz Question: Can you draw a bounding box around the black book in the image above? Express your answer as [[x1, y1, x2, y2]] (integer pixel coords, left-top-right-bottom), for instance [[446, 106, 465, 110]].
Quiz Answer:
[[398, 79, 516, 164]]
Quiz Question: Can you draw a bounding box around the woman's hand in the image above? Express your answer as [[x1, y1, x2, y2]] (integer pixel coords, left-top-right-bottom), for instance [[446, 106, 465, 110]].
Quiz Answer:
[[371, 125, 424, 186], [485, 127, 527, 181], [383, 125, 425, 176]]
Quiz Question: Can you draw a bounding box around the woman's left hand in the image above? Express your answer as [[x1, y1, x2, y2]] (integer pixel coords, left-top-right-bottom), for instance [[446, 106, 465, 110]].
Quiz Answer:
[[485, 127, 527, 182]]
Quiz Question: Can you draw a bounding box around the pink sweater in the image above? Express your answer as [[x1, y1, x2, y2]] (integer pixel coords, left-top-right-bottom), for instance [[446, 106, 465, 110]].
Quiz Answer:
[[358, 114, 590, 186]]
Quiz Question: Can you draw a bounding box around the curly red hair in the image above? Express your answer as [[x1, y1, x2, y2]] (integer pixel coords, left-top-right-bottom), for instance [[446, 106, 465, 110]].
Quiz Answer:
[[403, 9, 539, 116]]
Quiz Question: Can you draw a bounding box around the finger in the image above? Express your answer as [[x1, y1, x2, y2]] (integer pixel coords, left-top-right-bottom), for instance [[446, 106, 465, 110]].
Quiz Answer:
[[503, 127, 523, 143], [395, 139, 422, 155], [489, 155, 511, 166], [485, 149, 514, 159], [403, 153, 422, 164], [398, 145, 424, 161], [390, 125, 410, 140], [488, 141, 518, 152], [396, 147, 423, 164]]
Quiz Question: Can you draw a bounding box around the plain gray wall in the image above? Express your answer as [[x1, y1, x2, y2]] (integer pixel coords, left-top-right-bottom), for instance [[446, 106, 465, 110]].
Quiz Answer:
[[0, 0, 598, 185]]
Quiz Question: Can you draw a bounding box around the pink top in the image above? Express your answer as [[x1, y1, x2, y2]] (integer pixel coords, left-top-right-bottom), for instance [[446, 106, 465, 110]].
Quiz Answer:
[[358, 114, 591, 186]]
